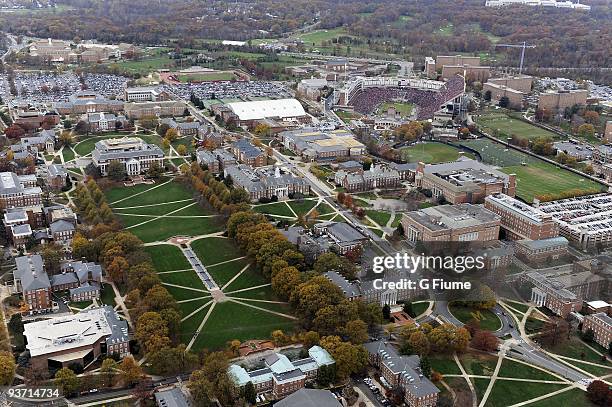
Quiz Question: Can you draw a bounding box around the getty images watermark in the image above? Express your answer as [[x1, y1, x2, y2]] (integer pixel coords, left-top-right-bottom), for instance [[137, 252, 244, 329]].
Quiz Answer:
[[371, 252, 487, 291]]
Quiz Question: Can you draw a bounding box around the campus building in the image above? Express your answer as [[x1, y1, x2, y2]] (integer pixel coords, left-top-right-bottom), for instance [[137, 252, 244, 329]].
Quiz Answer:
[[19, 129, 56, 154], [224, 165, 309, 201], [54, 91, 124, 115], [221, 98, 310, 127], [334, 163, 401, 192], [280, 128, 366, 160], [124, 87, 167, 102], [87, 112, 127, 132], [123, 101, 186, 119], [582, 313, 612, 348], [415, 158, 516, 204], [401, 204, 501, 243], [13, 254, 52, 311], [538, 89, 588, 112], [47, 164, 68, 190], [92, 137, 165, 176], [482, 75, 534, 109], [231, 139, 267, 167], [228, 346, 335, 399], [364, 341, 439, 407], [24, 306, 129, 371], [514, 237, 569, 265], [523, 271, 582, 318], [0, 172, 42, 210], [484, 193, 559, 240]]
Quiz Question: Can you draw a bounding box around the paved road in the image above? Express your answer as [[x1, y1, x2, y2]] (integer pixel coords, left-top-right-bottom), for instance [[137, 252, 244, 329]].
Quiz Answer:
[[423, 302, 592, 383]]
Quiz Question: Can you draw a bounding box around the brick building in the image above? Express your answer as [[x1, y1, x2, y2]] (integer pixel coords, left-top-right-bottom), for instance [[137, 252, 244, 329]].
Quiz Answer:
[[514, 237, 569, 265], [415, 158, 516, 204], [364, 341, 439, 407], [0, 172, 42, 210], [582, 313, 612, 348], [228, 346, 334, 400], [24, 306, 129, 371], [401, 204, 501, 243], [231, 139, 266, 167], [484, 193, 559, 240]]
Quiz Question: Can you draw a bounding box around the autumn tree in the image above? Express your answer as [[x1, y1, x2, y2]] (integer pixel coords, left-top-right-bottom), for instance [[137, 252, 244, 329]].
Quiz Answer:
[[119, 356, 142, 387], [55, 368, 80, 396], [107, 161, 126, 181], [471, 330, 499, 352], [135, 311, 171, 354], [319, 335, 368, 380], [0, 351, 15, 385], [586, 380, 612, 406]]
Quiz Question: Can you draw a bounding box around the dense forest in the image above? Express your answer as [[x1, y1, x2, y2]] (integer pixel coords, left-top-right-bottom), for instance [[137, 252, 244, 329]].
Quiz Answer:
[[0, 0, 610, 72]]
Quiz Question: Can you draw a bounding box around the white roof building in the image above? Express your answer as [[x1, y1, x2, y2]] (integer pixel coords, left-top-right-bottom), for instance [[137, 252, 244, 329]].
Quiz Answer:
[[227, 98, 307, 121]]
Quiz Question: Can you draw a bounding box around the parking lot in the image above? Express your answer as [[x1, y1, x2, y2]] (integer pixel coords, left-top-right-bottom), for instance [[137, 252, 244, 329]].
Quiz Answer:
[[163, 80, 291, 101], [1, 71, 128, 103]]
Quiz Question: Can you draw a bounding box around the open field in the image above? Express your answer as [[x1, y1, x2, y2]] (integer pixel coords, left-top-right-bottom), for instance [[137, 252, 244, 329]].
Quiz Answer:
[[458, 138, 605, 202], [449, 303, 502, 331], [401, 142, 472, 164], [178, 72, 237, 82], [377, 101, 413, 116], [501, 161, 603, 202], [476, 112, 559, 141], [105, 179, 223, 242], [295, 28, 351, 45], [484, 381, 566, 407]]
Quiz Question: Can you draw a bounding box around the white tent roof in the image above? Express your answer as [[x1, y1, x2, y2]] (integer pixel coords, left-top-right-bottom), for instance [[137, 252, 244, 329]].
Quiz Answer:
[[227, 98, 306, 121]]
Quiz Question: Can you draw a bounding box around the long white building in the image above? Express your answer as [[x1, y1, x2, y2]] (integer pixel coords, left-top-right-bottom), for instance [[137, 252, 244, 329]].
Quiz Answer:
[[485, 0, 591, 11]]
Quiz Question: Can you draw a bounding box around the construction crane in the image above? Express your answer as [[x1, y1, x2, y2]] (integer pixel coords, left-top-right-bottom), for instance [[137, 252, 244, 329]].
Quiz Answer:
[[495, 41, 536, 74]]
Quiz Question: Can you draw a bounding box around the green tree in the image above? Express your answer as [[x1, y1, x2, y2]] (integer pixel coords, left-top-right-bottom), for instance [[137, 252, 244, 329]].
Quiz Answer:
[[243, 381, 256, 404], [107, 161, 126, 181]]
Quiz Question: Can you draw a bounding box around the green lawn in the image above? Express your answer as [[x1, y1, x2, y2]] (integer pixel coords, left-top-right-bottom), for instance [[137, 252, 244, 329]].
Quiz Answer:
[[501, 161, 603, 202], [206, 258, 249, 287], [505, 300, 530, 314], [459, 354, 498, 376], [546, 337, 610, 365], [230, 284, 276, 301], [429, 354, 461, 375], [400, 143, 471, 164], [449, 303, 502, 331], [224, 265, 268, 292], [287, 199, 318, 216], [296, 28, 351, 46], [178, 72, 236, 82], [62, 146, 75, 163], [110, 181, 193, 207], [377, 101, 413, 116], [484, 381, 567, 407], [477, 112, 559, 141], [158, 270, 206, 290], [365, 210, 392, 227], [100, 283, 116, 306], [191, 237, 242, 266], [472, 378, 491, 405], [314, 202, 335, 215], [190, 301, 295, 350], [522, 388, 591, 407], [458, 138, 605, 202], [144, 245, 190, 271], [411, 301, 430, 317], [498, 358, 560, 381], [104, 178, 169, 203], [115, 201, 191, 216], [253, 202, 295, 217], [127, 216, 223, 243]]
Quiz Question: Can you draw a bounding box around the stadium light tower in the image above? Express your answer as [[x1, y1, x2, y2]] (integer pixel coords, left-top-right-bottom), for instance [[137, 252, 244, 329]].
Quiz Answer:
[[495, 41, 536, 74]]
